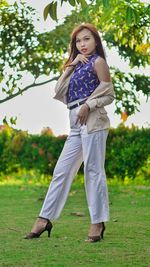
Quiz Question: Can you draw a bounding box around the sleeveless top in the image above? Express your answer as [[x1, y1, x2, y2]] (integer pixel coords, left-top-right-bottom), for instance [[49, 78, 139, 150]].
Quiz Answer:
[[67, 53, 100, 103]]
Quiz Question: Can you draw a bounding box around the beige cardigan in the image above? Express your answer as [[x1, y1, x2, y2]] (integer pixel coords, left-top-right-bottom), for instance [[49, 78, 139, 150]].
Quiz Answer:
[[53, 69, 115, 133]]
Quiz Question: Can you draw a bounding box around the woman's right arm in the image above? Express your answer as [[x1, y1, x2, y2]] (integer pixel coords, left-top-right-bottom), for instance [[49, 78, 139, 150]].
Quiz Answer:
[[57, 54, 90, 83], [55, 54, 90, 94]]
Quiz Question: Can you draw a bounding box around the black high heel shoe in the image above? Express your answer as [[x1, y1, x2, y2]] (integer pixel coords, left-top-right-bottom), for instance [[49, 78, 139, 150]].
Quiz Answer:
[[86, 222, 105, 243], [101, 222, 105, 239], [24, 217, 53, 239]]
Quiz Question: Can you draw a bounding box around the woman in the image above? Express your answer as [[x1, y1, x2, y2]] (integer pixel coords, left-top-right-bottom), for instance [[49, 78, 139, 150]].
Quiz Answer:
[[24, 23, 115, 242]]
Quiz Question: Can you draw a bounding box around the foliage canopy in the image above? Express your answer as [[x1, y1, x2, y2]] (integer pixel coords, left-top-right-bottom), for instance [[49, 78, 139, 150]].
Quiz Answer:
[[0, 0, 149, 124]]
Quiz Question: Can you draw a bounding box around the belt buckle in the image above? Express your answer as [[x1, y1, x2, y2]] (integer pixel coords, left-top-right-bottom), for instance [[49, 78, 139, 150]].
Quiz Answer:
[[79, 100, 84, 106]]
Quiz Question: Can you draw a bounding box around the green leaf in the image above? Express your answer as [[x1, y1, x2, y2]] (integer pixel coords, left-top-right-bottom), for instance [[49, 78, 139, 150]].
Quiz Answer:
[[145, 4, 150, 14], [61, 0, 69, 4], [10, 116, 17, 125], [68, 0, 76, 6], [2, 88, 6, 93], [49, 1, 58, 21], [132, 9, 139, 24], [43, 3, 51, 21], [126, 6, 134, 25], [102, 0, 110, 9], [80, 0, 87, 8], [126, 6, 139, 25], [3, 116, 8, 125]]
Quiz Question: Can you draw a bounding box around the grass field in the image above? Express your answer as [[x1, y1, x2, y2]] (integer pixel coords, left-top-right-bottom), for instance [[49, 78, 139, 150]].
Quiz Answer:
[[0, 180, 149, 267]]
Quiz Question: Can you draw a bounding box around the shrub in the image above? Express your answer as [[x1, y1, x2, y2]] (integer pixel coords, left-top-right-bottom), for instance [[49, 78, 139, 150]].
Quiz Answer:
[[0, 124, 149, 180], [106, 124, 150, 179]]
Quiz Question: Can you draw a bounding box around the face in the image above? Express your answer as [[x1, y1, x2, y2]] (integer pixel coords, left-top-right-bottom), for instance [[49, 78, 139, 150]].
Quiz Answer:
[[75, 28, 97, 55]]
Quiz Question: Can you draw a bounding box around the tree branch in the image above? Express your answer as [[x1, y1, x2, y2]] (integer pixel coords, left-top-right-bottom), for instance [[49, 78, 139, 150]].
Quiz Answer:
[[0, 76, 59, 104]]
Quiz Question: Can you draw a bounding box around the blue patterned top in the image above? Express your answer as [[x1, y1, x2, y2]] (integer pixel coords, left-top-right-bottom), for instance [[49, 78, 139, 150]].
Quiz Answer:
[[67, 53, 100, 103]]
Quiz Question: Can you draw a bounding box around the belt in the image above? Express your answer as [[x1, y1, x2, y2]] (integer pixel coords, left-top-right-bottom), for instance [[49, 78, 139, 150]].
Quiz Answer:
[[68, 99, 86, 110]]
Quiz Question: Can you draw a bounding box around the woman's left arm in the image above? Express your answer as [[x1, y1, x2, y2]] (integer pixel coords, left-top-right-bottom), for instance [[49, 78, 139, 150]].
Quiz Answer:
[[85, 57, 115, 111], [94, 57, 111, 82]]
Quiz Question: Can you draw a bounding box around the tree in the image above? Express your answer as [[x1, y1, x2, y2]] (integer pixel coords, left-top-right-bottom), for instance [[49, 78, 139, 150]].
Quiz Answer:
[[0, 0, 149, 121], [0, 1, 61, 106], [44, 0, 150, 28], [42, 0, 150, 115]]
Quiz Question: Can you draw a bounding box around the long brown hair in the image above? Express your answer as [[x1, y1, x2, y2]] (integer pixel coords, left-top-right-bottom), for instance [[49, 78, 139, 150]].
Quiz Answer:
[[64, 23, 106, 68]]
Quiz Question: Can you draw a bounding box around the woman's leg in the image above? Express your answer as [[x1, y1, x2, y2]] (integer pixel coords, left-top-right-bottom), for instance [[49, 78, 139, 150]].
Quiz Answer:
[[26, 109, 83, 238], [39, 133, 83, 221], [82, 128, 109, 224]]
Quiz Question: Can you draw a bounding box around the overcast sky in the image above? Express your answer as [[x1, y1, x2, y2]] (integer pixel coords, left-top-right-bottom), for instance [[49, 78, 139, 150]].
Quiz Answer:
[[1, 0, 149, 136]]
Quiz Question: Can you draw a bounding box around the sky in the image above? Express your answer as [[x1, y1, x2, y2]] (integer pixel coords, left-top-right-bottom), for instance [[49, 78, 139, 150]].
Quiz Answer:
[[0, 0, 149, 136]]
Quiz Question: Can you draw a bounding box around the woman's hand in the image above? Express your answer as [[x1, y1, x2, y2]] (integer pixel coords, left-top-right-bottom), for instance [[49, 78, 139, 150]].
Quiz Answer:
[[76, 104, 90, 125], [71, 54, 90, 66]]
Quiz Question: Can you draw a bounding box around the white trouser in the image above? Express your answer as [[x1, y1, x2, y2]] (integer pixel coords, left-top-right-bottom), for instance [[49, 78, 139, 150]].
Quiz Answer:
[[39, 105, 109, 224]]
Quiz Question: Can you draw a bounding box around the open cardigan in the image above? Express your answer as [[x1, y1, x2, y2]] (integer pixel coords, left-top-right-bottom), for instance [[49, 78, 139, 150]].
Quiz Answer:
[[53, 69, 115, 133]]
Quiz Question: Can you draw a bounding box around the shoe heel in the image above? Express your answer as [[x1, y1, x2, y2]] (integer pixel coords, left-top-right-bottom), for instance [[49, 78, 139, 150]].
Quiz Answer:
[[48, 229, 51, 238], [101, 222, 105, 239], [101, 229, 104, 239], [46, 221, 53, 238]]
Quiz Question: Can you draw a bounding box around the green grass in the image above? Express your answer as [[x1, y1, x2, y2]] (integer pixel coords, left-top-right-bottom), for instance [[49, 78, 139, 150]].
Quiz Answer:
[[0, 180, 150, 267]]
